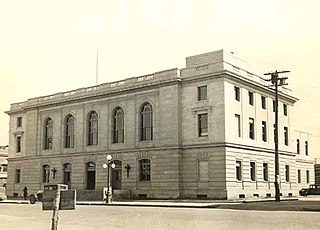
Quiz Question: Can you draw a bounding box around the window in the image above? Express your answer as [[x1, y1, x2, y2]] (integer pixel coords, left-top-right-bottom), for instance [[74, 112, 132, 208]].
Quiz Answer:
[[140, 103, 153, 141], [261, 96, 266, 109], [42, 165, 50, 183], [15, 169, 21, 183], [248, 91, 254, 105], [234, 86, 240, 101], [285, 165, 290, 182], [235, 114, 241, 137], [262, 121, 267, 142], [44, 118, 53, 150], [88, 111, 98, 146], [113, 107, 124, 143], [283, 104, 288, 116], [297, 169, 301, 183], [273, 124, 276, 143], [284, 127, 288, 146], [236, 161, 242, 181], [139, 159, 151, 181], [297, 139, 300, 154], [263, 163, 268, 181], [249, 118, 255, 139], [306, 170, 310, 183], [198, 114, 208, 137], [16, 136, 22, 153], [305, 141, 308, 156], [65, 115, 74, 148], [17, 117, 22, 127], [198, 161, 208, 181], [250, 162, 256, 181], [197, 85, 207, 101], [273, 100, 276, 112]]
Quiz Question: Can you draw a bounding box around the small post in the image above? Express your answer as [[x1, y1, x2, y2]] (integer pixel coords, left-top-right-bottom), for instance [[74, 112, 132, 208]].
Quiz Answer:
[[51, 189, 61, 230]]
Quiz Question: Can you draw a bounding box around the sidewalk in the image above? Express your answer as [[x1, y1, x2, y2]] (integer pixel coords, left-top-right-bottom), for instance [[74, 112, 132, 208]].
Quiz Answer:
[[0, 196, 303, 208]]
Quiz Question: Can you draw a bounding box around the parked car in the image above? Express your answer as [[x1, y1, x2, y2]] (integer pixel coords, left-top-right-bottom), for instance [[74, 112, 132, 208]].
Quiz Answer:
[[299, 184, 320, 196], [29, 190, 43, 204]]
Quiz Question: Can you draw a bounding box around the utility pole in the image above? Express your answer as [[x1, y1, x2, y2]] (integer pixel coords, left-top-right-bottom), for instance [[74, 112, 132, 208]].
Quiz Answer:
[[264, 70, 289, 202]]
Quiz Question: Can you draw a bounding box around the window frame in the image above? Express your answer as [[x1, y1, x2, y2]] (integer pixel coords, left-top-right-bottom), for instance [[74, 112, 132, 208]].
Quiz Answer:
[[234, 86, 240, 102], [250, 161, 256, 181], [139, 159, 151, 181], [17, 117, 22, 128], [236, 161, 242, 181], [65, 114, 75, 148], [263, 163, 268, 181], [262, 121, 267, 142], [44, 118, 53, 150], [198, 113, 208, 137], [42, 164, 50, 183], [283, 104, 288, 116], [15, 169, 21, 183], [297, 169, 301, 183], [248, 91, 254, 106], [88, 111, 98, 146], [113, 107, 124, 143], [140, 103, 153, 141], [284, 127, 288, 146], [249, 118, 255, 140], [16, 135, 22, 153], [235, 114, 241, 137], [197, 85, 207, 101], [285, 165, 290, 182], [261, 96, 266, 109]]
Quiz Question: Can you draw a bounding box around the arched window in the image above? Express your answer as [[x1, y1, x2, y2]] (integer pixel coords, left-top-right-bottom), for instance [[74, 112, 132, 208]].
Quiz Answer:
[[42, 164, 50, 183], [140, 103, 153, 141], [65, 115, 74, 148], [86, 162, 96, 190], [44, 118, 53, 150], [113, 107, 124, 143], [63, 163, 72, 188], [88, 111, 98, 146], [139, 159, 151, 181]]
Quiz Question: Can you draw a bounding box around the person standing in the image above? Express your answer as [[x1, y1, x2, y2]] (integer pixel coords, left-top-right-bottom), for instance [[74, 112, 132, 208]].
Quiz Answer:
[[23, 186, 28, 200]]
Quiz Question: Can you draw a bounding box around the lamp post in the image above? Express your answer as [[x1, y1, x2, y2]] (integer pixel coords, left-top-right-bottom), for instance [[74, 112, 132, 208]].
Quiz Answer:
[[103, 155, 116, 204], [264, 70, 289, 202]]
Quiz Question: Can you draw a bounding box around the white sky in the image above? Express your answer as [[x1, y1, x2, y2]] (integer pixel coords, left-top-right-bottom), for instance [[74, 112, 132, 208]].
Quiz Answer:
[[0, 0, 319, 156]]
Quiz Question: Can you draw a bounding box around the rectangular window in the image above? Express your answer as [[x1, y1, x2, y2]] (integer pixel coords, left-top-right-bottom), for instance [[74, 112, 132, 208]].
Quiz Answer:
[[285, 165, 290, 182], [284, 127, 288, 146], [298, 169, 301, 183], [197, 85, 207, 101], [273, 100, 276, 112], [249, 118, 255, 139], [198, 114, 208, 137], [283, 104, 288, 116], [248, 91, 254, 105], [261, 96, 266, 109], [262, 121, 267, 142], [306, 170, 310, 183], [250, 162, 256, 181], [297, 139, 300, 154], [140, 159, 151, 181], [17, 117, 22, 127], [16, 136, 22, 153], [235, 114, 241, 137], [15, 169, 21, 183], [236, 161, 242, 181], [234, 86, 240, 101], [263, 163, 268, 181], [198, 161, 209, 181], [305, 141, 308, 156], [273, 124, 276, 143]]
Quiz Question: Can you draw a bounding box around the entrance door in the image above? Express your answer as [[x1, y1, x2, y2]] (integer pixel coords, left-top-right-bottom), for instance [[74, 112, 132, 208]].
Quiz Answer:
[[112, 160, 122, 190], [86, 162, 96, 190]]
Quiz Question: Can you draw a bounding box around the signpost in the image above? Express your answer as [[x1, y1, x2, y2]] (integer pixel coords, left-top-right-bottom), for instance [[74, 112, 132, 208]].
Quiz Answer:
[[41, 184, 76, 230]]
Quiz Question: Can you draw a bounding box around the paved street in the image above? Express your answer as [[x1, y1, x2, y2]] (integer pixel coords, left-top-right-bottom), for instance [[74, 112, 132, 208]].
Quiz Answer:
[[1, 203, 320, 230]]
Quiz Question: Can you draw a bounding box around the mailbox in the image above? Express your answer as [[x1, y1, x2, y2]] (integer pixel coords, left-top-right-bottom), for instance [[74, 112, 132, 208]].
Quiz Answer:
[[42, 184, 76, 210]]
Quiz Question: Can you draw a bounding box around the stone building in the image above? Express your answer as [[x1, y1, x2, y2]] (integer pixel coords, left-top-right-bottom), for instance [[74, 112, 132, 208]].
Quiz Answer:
[[5, 50, 314, 200], [315, 158, 320, 185], [0, 145, 8, 198]]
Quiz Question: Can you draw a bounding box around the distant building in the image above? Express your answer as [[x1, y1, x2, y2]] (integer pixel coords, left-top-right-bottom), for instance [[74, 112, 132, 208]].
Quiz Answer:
[[0, 145, 8, 187], [315, 158, 320, 184], [5, 50, 314, 200]]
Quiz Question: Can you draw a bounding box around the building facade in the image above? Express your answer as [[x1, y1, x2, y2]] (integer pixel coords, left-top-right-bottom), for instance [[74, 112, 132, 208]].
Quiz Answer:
[[0, 145, 8, 199], [5, 50, 314, 200]]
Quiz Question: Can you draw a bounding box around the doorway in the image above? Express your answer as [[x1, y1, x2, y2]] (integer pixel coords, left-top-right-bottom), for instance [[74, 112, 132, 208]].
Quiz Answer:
[[112, 160, 122, 190]]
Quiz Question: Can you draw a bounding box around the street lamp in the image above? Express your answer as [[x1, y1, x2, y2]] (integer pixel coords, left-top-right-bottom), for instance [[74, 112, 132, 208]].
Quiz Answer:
[[103, 154, 116, 204]]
